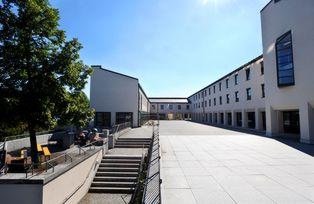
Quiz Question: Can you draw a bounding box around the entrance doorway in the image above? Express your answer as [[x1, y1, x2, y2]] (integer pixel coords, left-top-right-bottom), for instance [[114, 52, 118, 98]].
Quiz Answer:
[[220, 113, 224, 124], [227, 113, 232, 126], [247, 112, 256, 129], [236, 112, 242, 127], [283, 111, 300, 134]]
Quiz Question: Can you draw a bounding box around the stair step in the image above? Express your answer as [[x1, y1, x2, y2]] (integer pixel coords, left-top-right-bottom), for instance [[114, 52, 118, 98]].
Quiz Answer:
[[93, 176, 137, 182], [97, 167, 139, 172], [101, 159, 141, 163], [115, 145, 149, 148], [118, 138, 151, 141], [89, 187, 134, 194], [103, 155, 142, 160], [91, 181, 136, 188], [99, 163, 140, 168], [96, 172, 138, 177]]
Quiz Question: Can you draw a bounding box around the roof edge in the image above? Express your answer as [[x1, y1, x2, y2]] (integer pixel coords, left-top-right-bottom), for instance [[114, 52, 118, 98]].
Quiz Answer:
[[91, 65, 139, 81]]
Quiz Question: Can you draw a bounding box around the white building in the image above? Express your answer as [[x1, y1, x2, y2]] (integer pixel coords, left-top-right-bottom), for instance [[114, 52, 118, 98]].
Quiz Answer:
[[90, 66, 150, 128], [188, 55, 266, 131], [149, 98, 191, 120], [90, 0, 313, 144], [261, 0, 314, 143]]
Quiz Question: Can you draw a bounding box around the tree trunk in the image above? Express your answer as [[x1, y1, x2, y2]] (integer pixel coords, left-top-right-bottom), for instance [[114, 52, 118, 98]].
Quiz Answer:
[[29, 124, 39, 166]]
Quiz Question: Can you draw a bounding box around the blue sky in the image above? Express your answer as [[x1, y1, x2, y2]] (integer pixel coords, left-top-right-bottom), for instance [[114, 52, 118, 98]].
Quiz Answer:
[[51, 0, 270, 98]]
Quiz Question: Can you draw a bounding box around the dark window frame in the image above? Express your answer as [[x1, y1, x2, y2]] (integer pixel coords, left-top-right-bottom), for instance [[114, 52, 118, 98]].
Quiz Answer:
[[275, 30, 295, 87], [246, 88, 252, 101]]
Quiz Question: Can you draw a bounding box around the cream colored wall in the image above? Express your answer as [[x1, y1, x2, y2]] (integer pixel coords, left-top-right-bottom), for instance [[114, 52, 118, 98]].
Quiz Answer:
[[261, 0, 314, 143], [189, 58, 265, 129], [139, 88, 150, 113], [43, 150, 103, 204], [90, 68, 139, 127]]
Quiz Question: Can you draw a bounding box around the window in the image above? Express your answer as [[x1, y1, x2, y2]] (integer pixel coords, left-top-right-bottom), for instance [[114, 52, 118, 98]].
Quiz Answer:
[[226, 79, 229, 89], [213, 85, 216, 93], [276, 31, 295, 86], [261, 84, 265, 98], [260, 61, 264, 75], [246, 88, 252, 100], [235, 91, 239, 102], [219, 96, 222, 105], [201, 102, 204, 108], [208, 88, 211, 95], [219, 83, 221, 91], [186, 105, 190, 110], [169, 104, 173, 110], [226, 94, 230, 104], [202, 91, 204, 98], [116, 112, 133, 126], [205, 90, 207, 97], [235, 74, 238, 85], [214, 98, 216, 106], [95, 112, 111, 127], [205, 101, 207, 107], [178, 105, 181, 110], [152, 105, 156, 110], [161, 105, 164, 110], [246, 68, 251, 80], [209, 99, 211, 107]]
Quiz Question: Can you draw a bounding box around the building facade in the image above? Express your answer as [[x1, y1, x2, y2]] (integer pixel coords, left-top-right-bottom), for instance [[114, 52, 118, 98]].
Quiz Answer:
[[261, 0, 314, 143], [149, 98, 191, 120], [90, 66, 150, 128], [90, 0, 313, 143], [188, 56, 266, 131]]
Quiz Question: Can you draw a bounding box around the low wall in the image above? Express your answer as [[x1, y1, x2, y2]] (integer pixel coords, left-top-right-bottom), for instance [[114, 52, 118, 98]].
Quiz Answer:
[[6, 134, 52, 152], [43, 150, 103, 204], [0, 183, 43, 204]]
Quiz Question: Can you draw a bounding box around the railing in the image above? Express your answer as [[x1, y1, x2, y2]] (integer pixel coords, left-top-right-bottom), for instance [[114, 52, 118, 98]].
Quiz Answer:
[[25, 139, 106, 178], [112, 122, 131, 140], [142, 121, 161, 204]]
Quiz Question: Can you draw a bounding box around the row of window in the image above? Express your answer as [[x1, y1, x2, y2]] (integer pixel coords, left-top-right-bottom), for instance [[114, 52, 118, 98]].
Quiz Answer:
[[193, 84, 265, 109], [151, 104, 190, 110], [192, 62, 264, 101]]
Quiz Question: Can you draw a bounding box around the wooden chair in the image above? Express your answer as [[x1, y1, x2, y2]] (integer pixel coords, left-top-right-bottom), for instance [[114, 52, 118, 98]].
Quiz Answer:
[[42, 147, 51, 161]]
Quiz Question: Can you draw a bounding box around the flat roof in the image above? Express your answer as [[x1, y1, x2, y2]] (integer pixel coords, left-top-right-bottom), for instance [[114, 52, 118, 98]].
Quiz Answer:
[[149, 98, 188, 104]]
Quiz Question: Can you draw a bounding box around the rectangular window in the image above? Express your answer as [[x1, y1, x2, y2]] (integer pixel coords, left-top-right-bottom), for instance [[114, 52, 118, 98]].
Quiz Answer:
[[235, 91, 239, 102], [152, 105, 156, 110], [205, 101, 207, 107], [213, 85, 216, 94], [226, 94, 230, 104], [95, 112, 111, 128], [219, 83, 221, 91], [260, 61, 264, 75], [235, 74, 238, 85], [186, 105, 190, 110], [226, 79, 229, 89], [276, 31, 295, 86], [209, 99, 211, 107], [169, 104, 173, 110], [261, 84, 265, 98], [202, 91, 204, 98], [178, 105, 181, 110], [246, 68, 251, 80], [219, 96, 222, 105], [161, 105, 164, 110], [246, 88, 252, 100], [116, 112, 133, 126], [205, 90, 207, 97], [208, 88, 211, 95], [214, 98, 216, 106], [202, 102, 204, 108]]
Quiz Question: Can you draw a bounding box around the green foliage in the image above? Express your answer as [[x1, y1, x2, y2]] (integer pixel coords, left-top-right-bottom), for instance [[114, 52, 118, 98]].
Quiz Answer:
[[0, 0, 94, 161]]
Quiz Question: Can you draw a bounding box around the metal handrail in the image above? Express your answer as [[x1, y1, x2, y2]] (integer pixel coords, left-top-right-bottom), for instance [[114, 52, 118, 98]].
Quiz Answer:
[[142, 121, 161, 204], [25, 139, 108, 178]]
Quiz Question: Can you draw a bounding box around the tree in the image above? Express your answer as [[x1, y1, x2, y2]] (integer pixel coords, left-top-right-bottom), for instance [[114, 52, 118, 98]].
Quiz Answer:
[[0, 0, 93, 165]]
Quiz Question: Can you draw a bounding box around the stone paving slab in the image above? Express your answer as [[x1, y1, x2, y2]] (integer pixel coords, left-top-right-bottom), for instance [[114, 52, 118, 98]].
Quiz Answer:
[[119, 125, 153, 139], [159, 120, 314, 204]]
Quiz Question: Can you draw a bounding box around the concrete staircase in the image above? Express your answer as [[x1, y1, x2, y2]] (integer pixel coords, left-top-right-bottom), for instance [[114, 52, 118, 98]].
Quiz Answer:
[[114, 138, 151, 148], [89, 155, 142, 194]]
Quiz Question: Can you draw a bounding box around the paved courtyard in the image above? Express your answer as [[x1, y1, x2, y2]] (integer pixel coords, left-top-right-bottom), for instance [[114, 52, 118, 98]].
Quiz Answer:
[[159, 120, 314, 204]]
